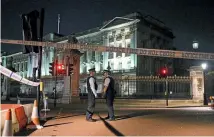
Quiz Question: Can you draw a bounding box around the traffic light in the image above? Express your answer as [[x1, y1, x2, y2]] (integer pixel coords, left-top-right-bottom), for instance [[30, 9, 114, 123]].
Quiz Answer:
[[68, 64, 74, 76], [49, 62, 55, 76], [56, 64, 66, 75], [160, 67, 168, 78]]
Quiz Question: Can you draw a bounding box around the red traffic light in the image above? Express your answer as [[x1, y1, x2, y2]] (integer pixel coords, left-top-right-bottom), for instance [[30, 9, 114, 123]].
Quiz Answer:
[[159, 67, 168, 78], [162, 69, 167, 74], [57, 64, 65, 70], [57, 65, 62, 70]]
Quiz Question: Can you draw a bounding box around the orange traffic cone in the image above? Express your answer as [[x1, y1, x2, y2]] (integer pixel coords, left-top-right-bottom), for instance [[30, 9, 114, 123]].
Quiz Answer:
[[31, 100, 43, 129], [2, 109, 12, 136]]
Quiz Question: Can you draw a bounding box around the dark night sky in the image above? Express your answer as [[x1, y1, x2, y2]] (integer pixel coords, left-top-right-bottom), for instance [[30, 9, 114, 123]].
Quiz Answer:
[[1, 0, 214, 54]]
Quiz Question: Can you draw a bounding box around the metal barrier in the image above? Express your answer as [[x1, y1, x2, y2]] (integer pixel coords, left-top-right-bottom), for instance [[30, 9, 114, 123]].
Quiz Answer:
[[112, 76, 191, 99], [78, 76, 192, 99]]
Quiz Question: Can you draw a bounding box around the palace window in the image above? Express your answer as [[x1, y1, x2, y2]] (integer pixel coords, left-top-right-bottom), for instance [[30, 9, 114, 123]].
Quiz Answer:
[[13, 63, 15, 69], [110, 62, 114, 70], [127, 60, 131, 69], [109, 31, 116, 43], [116, 43, 122, 57], [16, 63, 19, 72], [118, 61, 122, 70], [87, 51, 92, 63], [82, 51, 87, 63], [25, 62, 28, 71], [109, 36, 114, 43], [20, 63, 23, 71], [125, 43, 131, 57], [116, 34, 122, 41], [82, 65, 87, 73], [91, 51, 96, 62], [108, 52, 114, 59]]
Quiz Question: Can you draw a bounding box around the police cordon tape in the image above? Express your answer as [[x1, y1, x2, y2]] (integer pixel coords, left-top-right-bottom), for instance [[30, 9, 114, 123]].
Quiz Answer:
[[1, 39, 214, 60], [0, 65, 40, 86]]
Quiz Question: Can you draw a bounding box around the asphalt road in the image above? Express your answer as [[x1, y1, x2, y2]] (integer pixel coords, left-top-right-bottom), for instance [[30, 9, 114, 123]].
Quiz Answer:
[[15, 106, 214, 136]]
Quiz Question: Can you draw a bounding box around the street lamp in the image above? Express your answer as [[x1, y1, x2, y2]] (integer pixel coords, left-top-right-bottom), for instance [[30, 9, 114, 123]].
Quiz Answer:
[[192, 40, 199, 49], [201, 63, 207, 70], [201, 63, 208, 105]]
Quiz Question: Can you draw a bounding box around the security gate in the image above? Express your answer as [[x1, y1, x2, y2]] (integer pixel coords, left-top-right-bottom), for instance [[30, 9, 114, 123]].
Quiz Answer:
[[114, 76, 191, 99]]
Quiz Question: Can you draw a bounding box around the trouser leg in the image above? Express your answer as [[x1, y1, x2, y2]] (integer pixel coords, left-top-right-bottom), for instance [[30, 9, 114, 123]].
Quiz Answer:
[[86, 94, 95, 119], [106, 97, 114, 118]]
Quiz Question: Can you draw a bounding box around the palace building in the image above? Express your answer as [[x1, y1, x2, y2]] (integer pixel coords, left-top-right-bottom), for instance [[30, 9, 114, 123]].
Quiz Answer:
[[2, 12, 184, 98]]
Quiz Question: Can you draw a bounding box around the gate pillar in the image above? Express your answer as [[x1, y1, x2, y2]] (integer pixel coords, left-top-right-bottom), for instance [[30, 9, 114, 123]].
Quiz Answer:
[[189, 66, 204, 102], [64, 49, 83, 103], [70, 50, 82, 97]]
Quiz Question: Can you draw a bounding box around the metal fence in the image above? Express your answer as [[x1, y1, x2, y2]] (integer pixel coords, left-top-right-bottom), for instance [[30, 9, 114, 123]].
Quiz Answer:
[[6, 75, 192, 100], [114, 76, 192, 99], [7, 76, 65, 99]]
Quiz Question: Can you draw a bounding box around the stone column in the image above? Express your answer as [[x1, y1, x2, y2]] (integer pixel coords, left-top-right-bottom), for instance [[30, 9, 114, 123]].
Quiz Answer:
[[189, 66, 204, 102]]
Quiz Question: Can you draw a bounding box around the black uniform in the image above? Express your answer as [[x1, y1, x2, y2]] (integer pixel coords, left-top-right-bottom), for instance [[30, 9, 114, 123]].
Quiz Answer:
[[86, 76, 98, 120], [104, 76, 115, 119]]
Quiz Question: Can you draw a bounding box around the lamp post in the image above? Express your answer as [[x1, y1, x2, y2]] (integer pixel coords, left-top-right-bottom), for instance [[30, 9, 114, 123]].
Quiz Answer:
[[201, 63, 208, 105], [192, 40, 199, 50]]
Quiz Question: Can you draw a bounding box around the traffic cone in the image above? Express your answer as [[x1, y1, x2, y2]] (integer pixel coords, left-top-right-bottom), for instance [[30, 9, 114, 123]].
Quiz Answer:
[[31, 100, 43, 129], [2, 109, 12, 136]]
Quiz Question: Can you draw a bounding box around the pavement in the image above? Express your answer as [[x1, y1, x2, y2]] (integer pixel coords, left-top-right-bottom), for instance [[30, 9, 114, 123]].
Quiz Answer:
[[14, 103, 214, 136]]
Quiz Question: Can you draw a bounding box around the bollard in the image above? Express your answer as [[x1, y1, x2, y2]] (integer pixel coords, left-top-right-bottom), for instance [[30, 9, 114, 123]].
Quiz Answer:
[[17, 95, 21, 104], [41, 94, 50, 121], [210, 96, 214, 109]]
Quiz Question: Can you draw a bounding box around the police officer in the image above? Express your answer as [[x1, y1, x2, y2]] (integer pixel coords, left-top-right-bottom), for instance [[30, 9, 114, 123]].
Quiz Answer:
[[102, 70, 115, 121], [86, 68, 98, 122]]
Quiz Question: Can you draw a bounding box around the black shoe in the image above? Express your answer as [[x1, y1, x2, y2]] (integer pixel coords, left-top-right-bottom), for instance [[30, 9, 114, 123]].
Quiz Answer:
[[86, 118, 96, 122], [104, 116, 109, 120], [107, 117, 115, 121]]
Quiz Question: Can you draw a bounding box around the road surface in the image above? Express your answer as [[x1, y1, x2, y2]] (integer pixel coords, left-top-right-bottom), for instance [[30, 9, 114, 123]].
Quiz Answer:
[[15, 106, 214, 136]]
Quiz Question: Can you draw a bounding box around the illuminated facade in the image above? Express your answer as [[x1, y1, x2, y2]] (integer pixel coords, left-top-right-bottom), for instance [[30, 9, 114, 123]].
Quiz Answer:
[[2, 12, 175, 96]]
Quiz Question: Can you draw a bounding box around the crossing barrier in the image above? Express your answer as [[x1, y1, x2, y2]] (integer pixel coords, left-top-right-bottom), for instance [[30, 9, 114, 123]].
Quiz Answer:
[[22, 104, 33, 124], [11, 107, 20, 133], [0, 65, 40, 86], [1, 104, 33, 136], [15, 106, 28, 130]]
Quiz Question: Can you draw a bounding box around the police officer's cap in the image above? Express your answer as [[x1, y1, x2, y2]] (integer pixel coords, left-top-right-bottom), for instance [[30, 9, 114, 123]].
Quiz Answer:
[[88, 68, 96, 72], [103, 69, 111, 74]]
